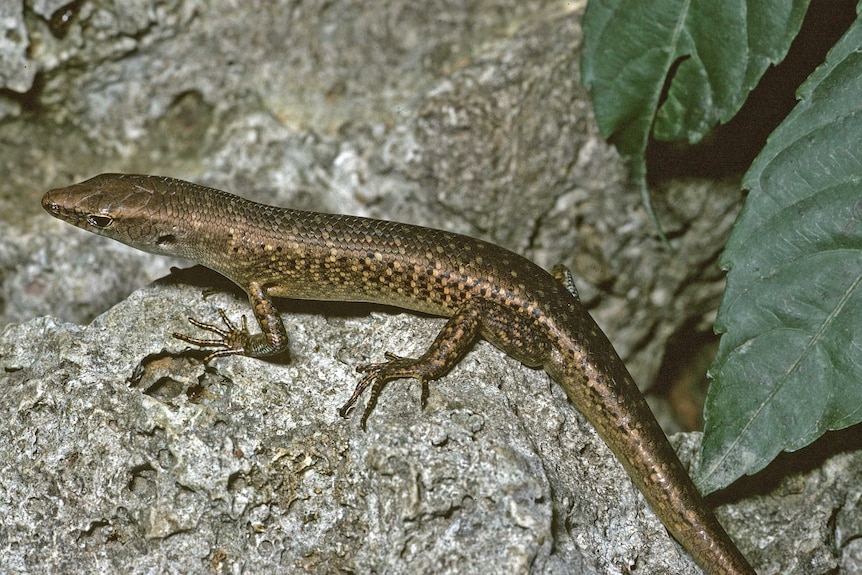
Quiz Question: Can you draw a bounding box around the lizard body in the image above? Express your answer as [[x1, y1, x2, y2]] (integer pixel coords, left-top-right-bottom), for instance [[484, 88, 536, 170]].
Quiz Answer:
[[42, 173, 754, 574]]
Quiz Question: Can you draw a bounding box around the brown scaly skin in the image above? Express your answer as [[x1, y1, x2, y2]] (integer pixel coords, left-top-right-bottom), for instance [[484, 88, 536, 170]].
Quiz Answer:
[[42, 174, 755, 574]]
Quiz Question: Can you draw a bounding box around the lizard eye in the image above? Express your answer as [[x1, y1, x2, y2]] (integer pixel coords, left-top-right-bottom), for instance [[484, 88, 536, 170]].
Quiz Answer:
[[86, 214, 114, 228]]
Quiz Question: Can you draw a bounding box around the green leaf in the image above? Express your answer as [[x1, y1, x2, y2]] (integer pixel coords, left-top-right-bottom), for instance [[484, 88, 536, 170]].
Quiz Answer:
[[581, 0, 809, 159], [699, 8, 862, 494]]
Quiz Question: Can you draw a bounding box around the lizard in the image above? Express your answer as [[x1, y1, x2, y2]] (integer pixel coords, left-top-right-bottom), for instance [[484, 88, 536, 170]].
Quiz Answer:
[[42, 173, 755, 574]]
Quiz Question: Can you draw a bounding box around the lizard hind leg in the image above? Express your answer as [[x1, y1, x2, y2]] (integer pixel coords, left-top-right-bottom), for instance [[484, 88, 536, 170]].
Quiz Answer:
[[550, 264, 579, 301], [338, 301, 487, 427]]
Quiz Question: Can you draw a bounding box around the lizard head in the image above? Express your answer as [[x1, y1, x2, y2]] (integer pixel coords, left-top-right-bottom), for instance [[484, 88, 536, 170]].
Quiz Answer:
[[42, 173, 201, 258]]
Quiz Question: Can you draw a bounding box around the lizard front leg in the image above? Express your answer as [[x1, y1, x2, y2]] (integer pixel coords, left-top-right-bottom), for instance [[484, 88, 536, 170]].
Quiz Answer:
[[173, 281, 289, 360]]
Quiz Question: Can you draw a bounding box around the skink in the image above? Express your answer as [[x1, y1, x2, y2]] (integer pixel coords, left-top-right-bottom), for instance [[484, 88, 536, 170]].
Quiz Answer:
[[42, 173, 755, 574]]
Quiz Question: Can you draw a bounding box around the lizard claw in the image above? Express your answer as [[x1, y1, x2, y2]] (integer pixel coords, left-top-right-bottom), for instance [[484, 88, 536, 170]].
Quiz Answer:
[[173, 309, 252, 361]]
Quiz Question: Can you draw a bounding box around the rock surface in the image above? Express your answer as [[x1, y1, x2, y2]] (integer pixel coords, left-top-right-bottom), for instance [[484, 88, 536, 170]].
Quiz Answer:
[[0, 279, 721, 573], [1, 277, 858, 573]]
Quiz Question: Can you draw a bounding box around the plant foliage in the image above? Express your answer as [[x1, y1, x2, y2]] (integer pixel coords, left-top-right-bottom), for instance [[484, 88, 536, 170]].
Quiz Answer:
[[582, 0, 862, 491]]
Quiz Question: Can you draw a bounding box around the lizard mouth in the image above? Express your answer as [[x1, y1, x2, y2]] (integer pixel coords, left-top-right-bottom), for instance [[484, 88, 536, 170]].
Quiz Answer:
[[42, 189, 67, 217]]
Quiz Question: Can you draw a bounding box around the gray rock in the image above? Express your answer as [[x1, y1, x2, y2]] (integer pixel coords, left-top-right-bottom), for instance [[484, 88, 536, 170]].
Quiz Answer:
[[0, 279, 708, 573], [2, 277, 856, 573], [0, 2, 34, 95]]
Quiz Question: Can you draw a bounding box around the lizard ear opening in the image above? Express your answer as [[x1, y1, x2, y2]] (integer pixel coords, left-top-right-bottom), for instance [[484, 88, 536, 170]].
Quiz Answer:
[[86, 214, 114, 228]]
